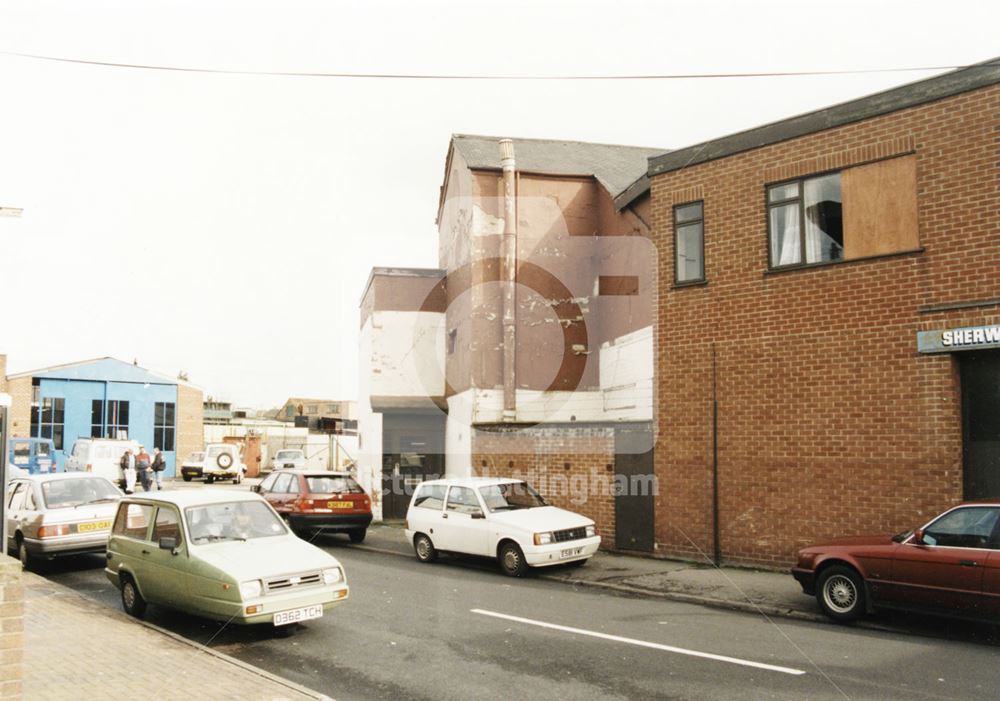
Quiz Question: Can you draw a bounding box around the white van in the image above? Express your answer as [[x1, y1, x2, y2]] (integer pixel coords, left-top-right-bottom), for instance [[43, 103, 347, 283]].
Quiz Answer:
[[66, 438, 140, 486]]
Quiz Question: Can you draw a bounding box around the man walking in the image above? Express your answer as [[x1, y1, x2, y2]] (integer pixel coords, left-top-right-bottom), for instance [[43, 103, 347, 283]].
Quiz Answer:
[[151, 447, 166, 490], [136, 446, 153, 492]]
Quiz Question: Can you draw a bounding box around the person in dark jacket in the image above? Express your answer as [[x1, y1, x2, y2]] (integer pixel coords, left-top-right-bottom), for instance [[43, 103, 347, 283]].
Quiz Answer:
[[136, 446, 153, 492], [151, 447, 166, 490]]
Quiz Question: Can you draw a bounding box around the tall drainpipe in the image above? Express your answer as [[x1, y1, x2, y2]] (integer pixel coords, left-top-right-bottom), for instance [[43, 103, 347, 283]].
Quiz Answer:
[[499, 138, 517, 420]]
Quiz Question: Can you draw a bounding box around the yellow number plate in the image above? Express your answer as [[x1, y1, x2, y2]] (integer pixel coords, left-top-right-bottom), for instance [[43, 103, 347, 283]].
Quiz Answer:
[[77, 521, 112, 533], [327, 501, 352, 509]]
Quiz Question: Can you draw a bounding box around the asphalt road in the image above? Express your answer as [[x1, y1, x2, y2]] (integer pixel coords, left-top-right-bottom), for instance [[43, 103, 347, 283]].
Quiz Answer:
[[43, 539, 1000, 701]]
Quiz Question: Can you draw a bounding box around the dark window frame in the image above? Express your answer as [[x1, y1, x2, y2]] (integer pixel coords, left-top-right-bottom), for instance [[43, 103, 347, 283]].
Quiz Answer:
[[31, 397, 65, 450], [766, 169, 844, 271], [673, 200, 705, 285], [153, 401, 176, 452]]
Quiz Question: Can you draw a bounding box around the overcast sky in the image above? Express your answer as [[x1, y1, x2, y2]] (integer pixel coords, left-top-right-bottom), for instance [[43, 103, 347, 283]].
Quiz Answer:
[[1, 0, 997, 407]]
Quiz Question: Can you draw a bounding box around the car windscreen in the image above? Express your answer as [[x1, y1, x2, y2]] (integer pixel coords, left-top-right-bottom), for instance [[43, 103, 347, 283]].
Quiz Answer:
[[478, 482, 547, 512], [306, 476, 364, 494], [185, 500, 287, 543], [42, 478, 120, 509], [189, 452, 205, 461], [276, 451, 302, 460]]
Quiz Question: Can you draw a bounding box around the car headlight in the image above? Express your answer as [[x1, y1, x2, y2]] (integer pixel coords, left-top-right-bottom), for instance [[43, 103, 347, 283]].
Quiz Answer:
[[323, 567, 343, 585], [239, 580, 263, 599], [533, 532, 554, 546], [585, 525, 597, 538]]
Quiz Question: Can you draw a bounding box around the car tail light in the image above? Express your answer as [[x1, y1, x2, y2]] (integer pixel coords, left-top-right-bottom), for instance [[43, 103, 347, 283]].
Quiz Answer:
[[85, 463, 93, 472], [294, 498, 315, 511], [38, 524, 70, 538]]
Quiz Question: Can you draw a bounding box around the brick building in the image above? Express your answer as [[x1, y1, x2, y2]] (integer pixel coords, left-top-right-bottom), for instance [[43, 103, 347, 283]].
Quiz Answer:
[[633, 59, 1000, 566], [358, 135, 665, 548]]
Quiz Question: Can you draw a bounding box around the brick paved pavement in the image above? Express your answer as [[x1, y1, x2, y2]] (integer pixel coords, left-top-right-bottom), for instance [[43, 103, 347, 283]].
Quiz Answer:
[[23, 571, 330, 701]]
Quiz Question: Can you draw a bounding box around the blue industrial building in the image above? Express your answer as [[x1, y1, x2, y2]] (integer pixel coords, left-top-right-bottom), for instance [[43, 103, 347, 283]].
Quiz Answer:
[[4, 358, 203, 476]]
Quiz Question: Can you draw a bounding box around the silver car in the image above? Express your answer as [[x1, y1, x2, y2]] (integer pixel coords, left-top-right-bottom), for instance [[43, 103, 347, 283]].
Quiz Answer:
[[6, 473, 122, 570]]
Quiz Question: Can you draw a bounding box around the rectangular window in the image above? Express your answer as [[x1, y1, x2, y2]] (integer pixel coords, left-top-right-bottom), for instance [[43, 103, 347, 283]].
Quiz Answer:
[[768, 174, 843, 268], [30, 397, 65, 450], [107, 400, 130, 440], [91, 399, 104, 438], [674, 201, 704, 283], [153, 402, 175, 452]]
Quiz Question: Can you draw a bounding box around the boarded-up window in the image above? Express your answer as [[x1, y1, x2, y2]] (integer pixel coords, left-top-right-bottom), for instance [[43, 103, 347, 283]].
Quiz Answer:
[[841, 155, 919, 259], [598, 275, 640, 296]]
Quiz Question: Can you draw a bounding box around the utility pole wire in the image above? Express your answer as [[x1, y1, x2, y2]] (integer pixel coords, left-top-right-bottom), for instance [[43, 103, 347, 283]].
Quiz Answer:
[[0, 51, 989, 80]]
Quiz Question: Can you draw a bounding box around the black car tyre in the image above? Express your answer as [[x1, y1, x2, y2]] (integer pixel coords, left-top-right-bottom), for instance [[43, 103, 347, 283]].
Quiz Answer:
[[233, 470, 242, 485], [349, 529, 366, 544], [414, 533, 437, 563], [816, 565, 866, 622], [121, 574, 147, 619], [498, 541, 528, 578], [182, 475, 192, 483], [17, 538, 33, 572], [205, 475, 215, 485]]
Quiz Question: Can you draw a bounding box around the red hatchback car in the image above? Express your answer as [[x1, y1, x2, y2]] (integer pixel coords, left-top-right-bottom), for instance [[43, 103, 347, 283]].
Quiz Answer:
[[792, 502, 1000, 622], [254, 470, 373, 543]]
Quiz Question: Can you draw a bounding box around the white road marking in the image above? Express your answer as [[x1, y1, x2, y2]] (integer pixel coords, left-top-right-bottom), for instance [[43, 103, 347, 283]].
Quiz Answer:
[[471, 609, 806, 676]]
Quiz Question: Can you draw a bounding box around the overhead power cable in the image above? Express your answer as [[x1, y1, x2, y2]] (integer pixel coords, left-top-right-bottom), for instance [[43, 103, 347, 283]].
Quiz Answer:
[[0, 50, 989, 80]]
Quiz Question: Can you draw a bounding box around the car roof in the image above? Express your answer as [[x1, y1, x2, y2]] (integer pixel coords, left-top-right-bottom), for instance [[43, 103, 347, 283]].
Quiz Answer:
[[280, 469, 354, 477], [416, 477, 525, 489], [12, 473, 117, 484], [120, 489, 263, 508]]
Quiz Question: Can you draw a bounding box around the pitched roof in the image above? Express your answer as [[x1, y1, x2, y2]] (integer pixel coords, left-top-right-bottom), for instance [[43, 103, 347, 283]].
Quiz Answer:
[[450, 133, 667, 200], [6, 356, 200, 388]]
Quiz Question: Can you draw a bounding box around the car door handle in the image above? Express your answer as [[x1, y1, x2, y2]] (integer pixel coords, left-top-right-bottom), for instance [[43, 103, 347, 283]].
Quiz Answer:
[[141, 549, 151, 555], [105, 552, 113, 560], [442, 513, 448, 519], [959, 560, 978, 567]]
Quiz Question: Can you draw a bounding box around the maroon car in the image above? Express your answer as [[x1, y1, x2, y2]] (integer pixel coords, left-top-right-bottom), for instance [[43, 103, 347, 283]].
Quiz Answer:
[[792, 502, 1000, 622], [254, 470, 373, 543]]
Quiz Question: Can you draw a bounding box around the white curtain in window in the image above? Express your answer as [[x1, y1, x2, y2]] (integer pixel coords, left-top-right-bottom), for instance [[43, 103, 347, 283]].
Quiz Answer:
[[771, 203, 800, 266]]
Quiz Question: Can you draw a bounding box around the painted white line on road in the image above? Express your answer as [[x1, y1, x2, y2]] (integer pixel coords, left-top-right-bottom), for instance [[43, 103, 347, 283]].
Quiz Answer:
[[471, 608, 806, 676]]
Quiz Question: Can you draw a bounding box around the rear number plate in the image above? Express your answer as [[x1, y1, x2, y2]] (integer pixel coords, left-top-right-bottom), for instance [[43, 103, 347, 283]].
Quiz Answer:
[[561, 547, 583, 558], [77, 521, 111, 533], [273, 605, 323, 626], [327, 501, 352, 509]]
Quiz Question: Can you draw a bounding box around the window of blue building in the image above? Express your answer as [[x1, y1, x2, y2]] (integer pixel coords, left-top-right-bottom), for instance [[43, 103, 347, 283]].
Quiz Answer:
[[107, 400, 129, 439], [31, 397, 65, 450], [154, 402, 175, 451]]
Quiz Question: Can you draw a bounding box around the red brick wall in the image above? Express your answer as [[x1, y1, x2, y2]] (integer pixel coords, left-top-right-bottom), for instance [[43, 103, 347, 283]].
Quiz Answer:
[[649, 84, 1000, 567], [471, 426, 617, 547]]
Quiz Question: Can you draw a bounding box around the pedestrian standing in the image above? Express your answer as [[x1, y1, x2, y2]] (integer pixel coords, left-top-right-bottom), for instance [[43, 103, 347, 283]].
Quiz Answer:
[[136, 446, 153, 492], [122, 449, 137, 494], [151, 447, 165, 490]]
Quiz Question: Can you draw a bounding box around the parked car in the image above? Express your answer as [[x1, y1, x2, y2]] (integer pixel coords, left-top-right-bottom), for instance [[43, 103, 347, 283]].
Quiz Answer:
[[180, 443, 245, 484], [404, 477, 600, 577], [105, 490, 349, 633], [271, 449, 306, 471], [6, 473, 123, 570], [792, 502, 1000, 622], [65, 437, 139, 488], [180, 451, 205, 476], [253, 470, 372, 543], [8, 437, 57, 475]]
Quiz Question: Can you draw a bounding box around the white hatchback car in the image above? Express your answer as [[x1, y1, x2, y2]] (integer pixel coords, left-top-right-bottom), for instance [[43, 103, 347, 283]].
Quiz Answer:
[[404, 477, 600, 577]]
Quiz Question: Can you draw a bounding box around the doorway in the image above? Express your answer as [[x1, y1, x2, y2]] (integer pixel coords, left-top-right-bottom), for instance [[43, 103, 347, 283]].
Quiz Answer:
[[614, 426, 655, 552], [381, 413, 445, 520], [961, 352, 1000, 499]]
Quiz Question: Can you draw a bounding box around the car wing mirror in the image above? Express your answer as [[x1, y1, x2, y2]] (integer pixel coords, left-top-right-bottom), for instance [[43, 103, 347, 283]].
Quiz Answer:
[[250, 485, 260, 493], [912, 528, 925, 545], [471, 511, 485, 520], [159, 536, 179, 554]]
